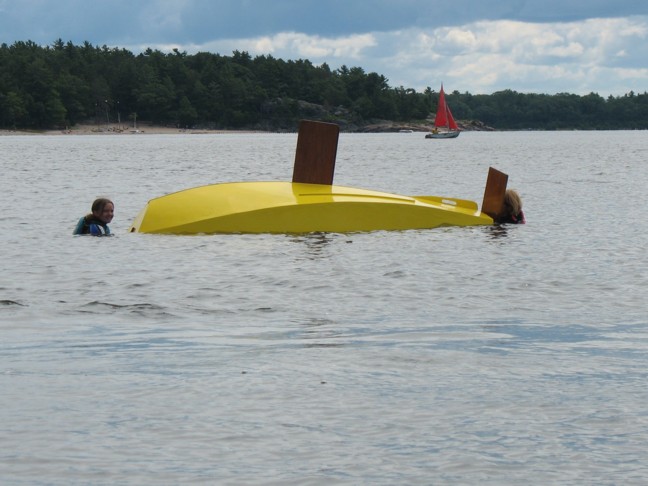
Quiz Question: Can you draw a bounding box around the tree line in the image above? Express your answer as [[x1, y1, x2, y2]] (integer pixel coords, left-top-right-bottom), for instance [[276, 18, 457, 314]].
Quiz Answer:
[[1, 39, 647, 131]]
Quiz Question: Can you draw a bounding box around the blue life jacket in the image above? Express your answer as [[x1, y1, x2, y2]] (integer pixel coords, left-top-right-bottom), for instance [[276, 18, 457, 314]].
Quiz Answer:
[[73, 216, 111, 236]]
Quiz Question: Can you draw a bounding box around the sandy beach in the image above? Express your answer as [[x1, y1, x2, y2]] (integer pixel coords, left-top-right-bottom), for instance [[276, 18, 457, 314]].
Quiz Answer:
[[0, 123, 265, 136]]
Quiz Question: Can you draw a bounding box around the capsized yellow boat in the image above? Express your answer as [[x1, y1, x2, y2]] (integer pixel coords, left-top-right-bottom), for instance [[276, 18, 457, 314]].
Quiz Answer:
[[130, 120, 508, 235], [129, 181, 493, 234]]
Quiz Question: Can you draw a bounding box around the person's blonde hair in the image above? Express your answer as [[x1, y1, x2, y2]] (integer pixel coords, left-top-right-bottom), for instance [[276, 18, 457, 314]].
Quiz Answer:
[[503, 189, 522, 216]]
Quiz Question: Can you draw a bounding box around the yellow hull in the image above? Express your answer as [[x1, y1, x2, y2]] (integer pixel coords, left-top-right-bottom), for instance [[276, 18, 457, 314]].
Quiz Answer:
[[129, 181, 493, 234]]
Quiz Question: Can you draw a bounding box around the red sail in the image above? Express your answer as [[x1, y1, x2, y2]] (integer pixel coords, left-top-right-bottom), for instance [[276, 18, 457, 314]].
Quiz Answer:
[[434, 86, 449, 128], [434, 85, 459, 131], [446, 104, 459, 130]]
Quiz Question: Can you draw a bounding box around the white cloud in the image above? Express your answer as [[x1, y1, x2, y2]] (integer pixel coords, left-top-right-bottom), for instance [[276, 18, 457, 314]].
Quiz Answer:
[[378, 17, 648, 94], [134, 15, 648, 96], [439, 28, 477, 51], [136, 31, 378, 65], [247, 32, 377, 59]]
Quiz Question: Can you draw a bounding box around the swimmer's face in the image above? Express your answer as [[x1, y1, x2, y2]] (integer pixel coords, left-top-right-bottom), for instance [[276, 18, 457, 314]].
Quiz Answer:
[[94, 202, 114, 224]]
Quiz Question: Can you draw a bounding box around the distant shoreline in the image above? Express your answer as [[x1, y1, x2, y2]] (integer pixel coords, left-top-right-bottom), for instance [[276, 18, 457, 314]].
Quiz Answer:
[[1, 119, 496, 136], [0, 123, 268, 136]]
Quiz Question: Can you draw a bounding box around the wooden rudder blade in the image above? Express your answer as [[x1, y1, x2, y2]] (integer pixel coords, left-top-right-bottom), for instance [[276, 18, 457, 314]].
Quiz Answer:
[[481, 167, 508, 220]]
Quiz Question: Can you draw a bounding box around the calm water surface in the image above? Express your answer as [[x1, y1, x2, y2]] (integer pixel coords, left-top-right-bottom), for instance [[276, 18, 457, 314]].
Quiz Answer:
[[1, 131, 647, 484]]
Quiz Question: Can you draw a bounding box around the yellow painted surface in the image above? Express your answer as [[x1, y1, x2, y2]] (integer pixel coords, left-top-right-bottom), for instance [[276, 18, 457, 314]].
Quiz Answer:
[[129, 182, 493, 234]]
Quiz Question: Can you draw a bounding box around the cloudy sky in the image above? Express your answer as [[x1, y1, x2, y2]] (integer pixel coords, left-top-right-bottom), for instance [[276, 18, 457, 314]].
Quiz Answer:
[[1, 0, 647, 96]]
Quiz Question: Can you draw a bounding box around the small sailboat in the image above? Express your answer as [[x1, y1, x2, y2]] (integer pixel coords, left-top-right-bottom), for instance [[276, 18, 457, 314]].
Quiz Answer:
[[426, 84, 460, 139]]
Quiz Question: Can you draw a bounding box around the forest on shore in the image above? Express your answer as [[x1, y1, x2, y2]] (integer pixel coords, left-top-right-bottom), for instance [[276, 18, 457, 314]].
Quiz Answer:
[[1, 39, 647, 131]]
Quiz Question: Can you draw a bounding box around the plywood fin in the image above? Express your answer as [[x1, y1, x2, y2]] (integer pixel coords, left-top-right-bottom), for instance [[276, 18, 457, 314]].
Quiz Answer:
[[292, 120, 339, 185]]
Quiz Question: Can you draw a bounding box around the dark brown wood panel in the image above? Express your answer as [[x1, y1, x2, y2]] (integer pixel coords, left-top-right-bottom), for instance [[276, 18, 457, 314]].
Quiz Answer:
[[292, 120, 340, 185]]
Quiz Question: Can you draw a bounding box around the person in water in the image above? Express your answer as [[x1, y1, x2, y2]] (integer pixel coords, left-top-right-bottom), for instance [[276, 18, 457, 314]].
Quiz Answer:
[[498, 189, 526, 224], [73, 198, 114, 235]]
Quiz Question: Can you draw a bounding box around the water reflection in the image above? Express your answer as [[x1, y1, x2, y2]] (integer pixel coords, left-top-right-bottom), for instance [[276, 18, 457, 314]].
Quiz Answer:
[[485, 224, 510, 239], [289, 232, 352, 260]]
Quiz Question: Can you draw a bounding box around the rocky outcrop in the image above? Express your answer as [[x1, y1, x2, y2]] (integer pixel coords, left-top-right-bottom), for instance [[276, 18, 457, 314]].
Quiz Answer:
[[356, 119, 495, 133], [260, 98, 495, 132]]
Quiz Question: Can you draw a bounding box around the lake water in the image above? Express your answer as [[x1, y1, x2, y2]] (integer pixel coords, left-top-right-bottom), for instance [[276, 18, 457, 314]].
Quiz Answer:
[[1, 130, 647, 484]]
